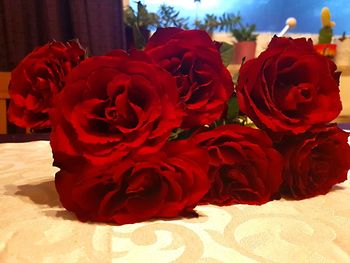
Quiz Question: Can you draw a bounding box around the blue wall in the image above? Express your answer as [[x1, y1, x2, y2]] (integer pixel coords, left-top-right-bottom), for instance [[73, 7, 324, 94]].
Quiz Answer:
[[132, 0, 350, 35]]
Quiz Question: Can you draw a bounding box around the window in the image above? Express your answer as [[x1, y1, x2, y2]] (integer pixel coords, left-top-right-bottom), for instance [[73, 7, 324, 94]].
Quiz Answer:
[[131, 0, 350, 35]]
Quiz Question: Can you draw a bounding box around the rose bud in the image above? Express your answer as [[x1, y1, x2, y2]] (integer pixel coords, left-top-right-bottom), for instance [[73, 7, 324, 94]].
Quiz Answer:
[[50, 50, 183, 166], [277, 125, 350, 199], [236, 36, 342, 139], [8, 40, 85, 129], [145, 28, 234, 129], [55, 139, 210, 224], [193, 124, 283, 205]]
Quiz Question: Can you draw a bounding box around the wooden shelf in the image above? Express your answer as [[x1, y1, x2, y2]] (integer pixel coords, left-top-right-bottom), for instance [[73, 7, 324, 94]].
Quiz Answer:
[[0, 72, 10, 134], [335, 115, 350, 123], [0, 72, 10, 99], [338, 65, 350, 76]]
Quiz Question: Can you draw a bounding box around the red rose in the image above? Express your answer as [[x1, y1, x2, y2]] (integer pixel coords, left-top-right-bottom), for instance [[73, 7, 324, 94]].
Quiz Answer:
[[277, 125, 350, 199], [55, 139, 210, 224], [50, 50, 182, 165], [192, 125, 283, 205], [8, 40, 85, 129], [236, 37, 342, 137], [145, 28, 234, 128]]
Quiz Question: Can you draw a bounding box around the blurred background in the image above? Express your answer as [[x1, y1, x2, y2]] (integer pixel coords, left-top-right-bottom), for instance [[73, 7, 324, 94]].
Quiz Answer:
[[129, 0, 350, 35]]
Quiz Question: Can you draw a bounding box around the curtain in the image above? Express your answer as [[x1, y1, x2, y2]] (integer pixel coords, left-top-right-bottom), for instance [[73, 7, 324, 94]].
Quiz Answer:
[[0, 0, 126, 71]]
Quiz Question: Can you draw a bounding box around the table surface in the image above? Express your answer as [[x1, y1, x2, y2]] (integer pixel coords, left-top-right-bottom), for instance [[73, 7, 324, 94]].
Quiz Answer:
[[0, 141, 350, 263]]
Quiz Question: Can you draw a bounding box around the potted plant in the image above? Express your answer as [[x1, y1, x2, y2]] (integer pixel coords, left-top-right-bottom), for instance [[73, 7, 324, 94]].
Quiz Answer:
[[314, 7, 336, 58], [156, 4, 189, 29], [231, 22, 258, 64], [194, 13, 240, 37], [124, 1, 158, 49]]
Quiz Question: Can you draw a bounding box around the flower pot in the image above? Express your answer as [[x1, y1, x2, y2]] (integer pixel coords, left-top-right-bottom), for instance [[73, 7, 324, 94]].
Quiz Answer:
[[335, 39, 350, 66], [233, 41, 256, 64], [314, 43, 336, 58]]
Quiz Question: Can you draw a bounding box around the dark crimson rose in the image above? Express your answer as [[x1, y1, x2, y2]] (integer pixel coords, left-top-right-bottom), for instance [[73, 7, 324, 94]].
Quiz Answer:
[[192, 125, 283, 205], [8, 40, 85, 129], [145, 28, 234, 128], [277, 125, 350, 199], [55, 139, 210, 224], [50, 50, 182, 166], [236, 37, 342, 137]]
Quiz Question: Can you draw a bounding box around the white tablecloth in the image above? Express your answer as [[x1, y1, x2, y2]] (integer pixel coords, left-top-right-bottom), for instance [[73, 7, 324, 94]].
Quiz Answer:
[[1, 141, 349, 263]]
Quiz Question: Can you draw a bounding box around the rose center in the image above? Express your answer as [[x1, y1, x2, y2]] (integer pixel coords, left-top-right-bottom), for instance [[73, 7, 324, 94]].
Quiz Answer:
[[126, 169, 160, 196]]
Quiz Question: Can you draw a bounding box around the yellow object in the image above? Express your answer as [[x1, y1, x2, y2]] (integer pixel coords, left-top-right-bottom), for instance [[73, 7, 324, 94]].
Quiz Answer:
[[321, 7, 335, 28]]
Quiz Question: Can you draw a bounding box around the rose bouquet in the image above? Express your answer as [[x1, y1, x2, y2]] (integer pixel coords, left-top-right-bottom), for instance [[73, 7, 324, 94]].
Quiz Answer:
[[8, 28, 350, 225]]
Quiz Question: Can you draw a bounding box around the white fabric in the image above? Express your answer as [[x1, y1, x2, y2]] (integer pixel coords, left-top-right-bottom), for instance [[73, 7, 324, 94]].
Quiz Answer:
[[0, 141, 349, 263]]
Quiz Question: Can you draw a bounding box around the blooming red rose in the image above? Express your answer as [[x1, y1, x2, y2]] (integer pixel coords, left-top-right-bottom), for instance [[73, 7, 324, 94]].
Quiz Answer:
[[55, 139, 210, 224], [50, 50, 182, 166], [8, 40, 85, 129], [192, 125, 283, 205], [236, 37, 342, 137], [145, 28, 234, 128], [277, 125, 350, 199]]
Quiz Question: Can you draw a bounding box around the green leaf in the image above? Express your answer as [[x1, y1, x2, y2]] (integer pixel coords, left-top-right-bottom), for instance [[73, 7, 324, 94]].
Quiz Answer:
[[157, 4, 189, 28], [220, 42, 233, 67], [227, 96, 239, 120], [231, 22, 257, 41]]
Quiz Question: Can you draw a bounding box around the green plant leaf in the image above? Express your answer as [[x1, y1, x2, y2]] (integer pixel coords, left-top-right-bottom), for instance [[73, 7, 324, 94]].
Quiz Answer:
[[157, 4, 189, 28], [227, 96, 239, 120], [231, 22, 257, 41], [220, 42, 233, 67]]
